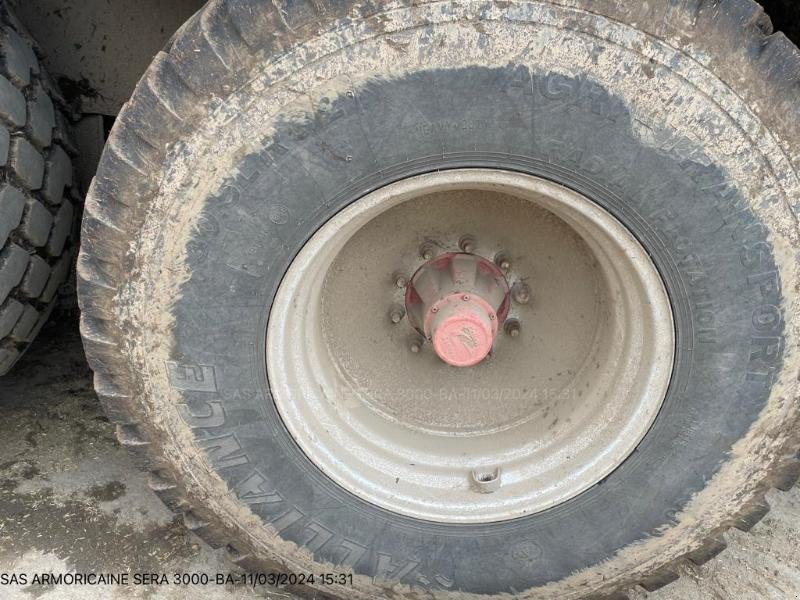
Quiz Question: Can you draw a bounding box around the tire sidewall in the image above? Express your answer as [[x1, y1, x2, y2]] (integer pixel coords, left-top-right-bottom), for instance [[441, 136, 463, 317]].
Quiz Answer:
[[114, 3, 800, 597]]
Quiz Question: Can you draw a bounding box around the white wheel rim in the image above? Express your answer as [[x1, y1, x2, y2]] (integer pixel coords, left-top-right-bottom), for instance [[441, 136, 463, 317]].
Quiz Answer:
[[267, 169, 674, 523]]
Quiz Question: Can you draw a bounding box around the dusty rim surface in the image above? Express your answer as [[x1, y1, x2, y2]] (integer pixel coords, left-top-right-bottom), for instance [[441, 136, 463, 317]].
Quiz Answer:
[[77, 1, 800, 598], [268, 169, 675, 523]]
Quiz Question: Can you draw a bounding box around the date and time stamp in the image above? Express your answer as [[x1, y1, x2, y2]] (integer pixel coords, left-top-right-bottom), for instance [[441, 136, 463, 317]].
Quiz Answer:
[[0, 571, 353, 589]]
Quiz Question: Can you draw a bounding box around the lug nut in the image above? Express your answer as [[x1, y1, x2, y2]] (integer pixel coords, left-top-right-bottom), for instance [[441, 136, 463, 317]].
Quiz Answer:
[[409, 341, 421, 353], [393, 271, 408, 289], [459, 235, 476, 254], [389, 306, 405, 324], [494, 252, 511, 272], [504, 318, 521, 338], [511, 281, 531, 305], [420, 243, 435, 261]]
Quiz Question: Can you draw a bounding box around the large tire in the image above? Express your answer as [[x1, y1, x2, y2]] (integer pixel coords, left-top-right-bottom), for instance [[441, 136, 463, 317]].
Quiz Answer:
[[79, 1, 800, 598], [0, 3, 78, 375]]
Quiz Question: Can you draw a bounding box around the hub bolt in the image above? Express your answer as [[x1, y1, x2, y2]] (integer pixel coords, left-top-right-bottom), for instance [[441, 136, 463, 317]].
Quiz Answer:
[[409, 341, 421, 353], [459, 235, 477, 254], [504, 318, 521, 338], [405, 252, 511, 367], [419, 243, 435, 261], [511, 281, 531, 305], [393, 272, 408, 289], [494, 252, 511, 272], [389, 306, 405, 324]]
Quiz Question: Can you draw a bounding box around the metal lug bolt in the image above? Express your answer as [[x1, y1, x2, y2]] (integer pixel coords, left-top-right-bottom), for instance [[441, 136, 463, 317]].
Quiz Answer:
[[393, 271, 408, 289], [420, 243, 435, 261], [504, 318, 521, 338], [511, 281, 531, 305], [459, 235, 477, 254], [409, 341, 421, 353], [494, 252, 511, 272], [389, 306, 405, 324]]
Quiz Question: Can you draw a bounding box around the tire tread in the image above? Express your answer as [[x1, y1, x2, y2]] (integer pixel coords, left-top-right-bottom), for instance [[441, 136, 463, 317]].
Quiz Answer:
[[0, 4, 81, 375]]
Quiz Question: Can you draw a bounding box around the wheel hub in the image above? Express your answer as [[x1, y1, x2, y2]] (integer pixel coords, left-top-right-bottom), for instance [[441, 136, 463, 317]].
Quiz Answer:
[[405, 252, 510, 367]]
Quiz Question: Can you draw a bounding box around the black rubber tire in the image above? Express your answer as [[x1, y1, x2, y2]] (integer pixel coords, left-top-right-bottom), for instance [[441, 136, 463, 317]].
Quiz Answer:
[[0, 3, 79, 375], [79, 1, 800, 598]]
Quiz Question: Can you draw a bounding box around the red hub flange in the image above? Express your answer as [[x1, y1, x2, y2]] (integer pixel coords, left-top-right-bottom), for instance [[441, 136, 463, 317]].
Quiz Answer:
[[405, 252, 511, 367]]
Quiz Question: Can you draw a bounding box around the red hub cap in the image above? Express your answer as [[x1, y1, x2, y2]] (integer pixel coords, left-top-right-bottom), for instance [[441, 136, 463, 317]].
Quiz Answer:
[[405, 252, 511, 367]]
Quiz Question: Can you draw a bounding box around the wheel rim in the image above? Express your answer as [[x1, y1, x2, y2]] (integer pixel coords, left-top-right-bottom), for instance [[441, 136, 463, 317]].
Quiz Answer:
[[267, 169, 674, 523]]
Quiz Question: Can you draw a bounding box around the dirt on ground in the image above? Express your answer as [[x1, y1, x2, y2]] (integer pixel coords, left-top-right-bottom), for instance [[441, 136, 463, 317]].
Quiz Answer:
[[0, 315, 798, 599]]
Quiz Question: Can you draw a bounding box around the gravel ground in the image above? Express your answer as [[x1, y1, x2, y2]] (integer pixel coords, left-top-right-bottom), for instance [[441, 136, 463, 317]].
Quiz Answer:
[[1, 315, 799, 599]]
